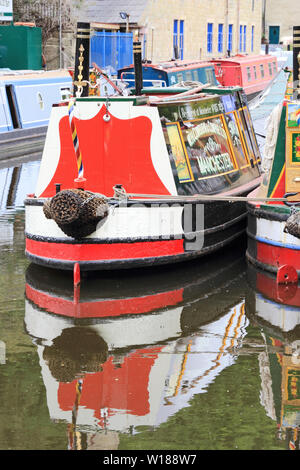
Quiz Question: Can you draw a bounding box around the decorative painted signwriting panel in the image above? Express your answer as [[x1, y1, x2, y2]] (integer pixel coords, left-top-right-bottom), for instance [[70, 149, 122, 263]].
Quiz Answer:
[[159, 92, 261, 194]]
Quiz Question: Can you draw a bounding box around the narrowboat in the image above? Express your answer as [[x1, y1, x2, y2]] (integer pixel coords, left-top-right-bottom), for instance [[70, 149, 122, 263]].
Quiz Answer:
[[246, 68, 300, 282], [0, 69, 72, 161], [211, 54, 279, 102], [118, 59, 219, 88], [118, 55, 278, 103], [24, 250, 247, 440], [24, 25, 262, 274]]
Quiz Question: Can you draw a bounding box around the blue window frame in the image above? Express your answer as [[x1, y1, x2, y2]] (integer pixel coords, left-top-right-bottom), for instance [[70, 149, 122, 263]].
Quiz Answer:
[[251, 25, 254, 52], [173, 19, 184, 59], [239, 25, 243, 52], [179, 20, 184, 59], [207, 23, 213, 53], [243, 25, 247, 52], [218, 24, 223, 53], [228, 24, 233, 52], [173, 20, 178, 57]]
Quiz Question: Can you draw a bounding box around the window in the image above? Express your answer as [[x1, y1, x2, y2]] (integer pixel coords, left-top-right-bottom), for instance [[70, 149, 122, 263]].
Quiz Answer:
[[260, 64, 265, 78], [207, 23, 213, 53], [251, 26, 254, 52], [173, 20, 178, 58], [273, 61, 277, 74], [246, 67, 251, 81], [218, 24, 223, 53], [243, 25, 247, 52], [240, 25, 247, 52], [205, 68, 215, 84], [228, 24, 233, 52], [37, 92, 44, 110], [253, 66, 257, 79], [239, 25, 243, 52], [173, 20, 184, 59], [143, 33, 147, 59], [268, 62, 273, 75], [179, 20, 184, 60]]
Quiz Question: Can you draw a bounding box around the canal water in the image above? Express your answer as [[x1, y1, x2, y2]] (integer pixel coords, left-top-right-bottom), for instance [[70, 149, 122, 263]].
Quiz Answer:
[[0, 56, 298, 451], [0, 157, 298, 452]]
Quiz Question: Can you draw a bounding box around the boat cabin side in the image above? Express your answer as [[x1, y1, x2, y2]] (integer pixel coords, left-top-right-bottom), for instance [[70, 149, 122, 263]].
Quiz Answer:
[[117, 62, 218, 89], [212, 55, 278, 96], [0, 71, 72, 132], [260, 99, 300, 205]]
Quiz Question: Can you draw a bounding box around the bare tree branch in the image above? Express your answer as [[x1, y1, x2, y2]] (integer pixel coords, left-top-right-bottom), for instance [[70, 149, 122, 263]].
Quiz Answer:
[[13, 0, 76, 45]]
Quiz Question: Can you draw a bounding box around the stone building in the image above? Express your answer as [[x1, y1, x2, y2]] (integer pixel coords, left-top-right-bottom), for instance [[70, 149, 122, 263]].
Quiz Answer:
[[74, 0, 263, 62], [262, 0, 300, 46], [12, 0, 263, 69]]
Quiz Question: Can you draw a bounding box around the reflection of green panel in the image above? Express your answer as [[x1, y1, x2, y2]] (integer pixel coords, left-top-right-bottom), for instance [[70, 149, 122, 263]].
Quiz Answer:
[[0, 25, 42, 70]]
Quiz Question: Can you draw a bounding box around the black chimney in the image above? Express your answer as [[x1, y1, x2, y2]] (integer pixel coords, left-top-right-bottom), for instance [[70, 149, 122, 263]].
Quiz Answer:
[[133, 40, 143, 95]]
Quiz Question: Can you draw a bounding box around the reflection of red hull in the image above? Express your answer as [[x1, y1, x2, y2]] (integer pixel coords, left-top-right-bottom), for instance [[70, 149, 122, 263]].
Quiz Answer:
[[25, 283, 183, 319], [246, 263, 300, 341], [248, 263, 300, 308]]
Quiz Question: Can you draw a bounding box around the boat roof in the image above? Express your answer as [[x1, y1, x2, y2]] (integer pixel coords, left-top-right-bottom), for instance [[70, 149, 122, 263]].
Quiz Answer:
[[120, 60, 214, 73], [0, 69, 71, 82], [211, 54, 277, 65]]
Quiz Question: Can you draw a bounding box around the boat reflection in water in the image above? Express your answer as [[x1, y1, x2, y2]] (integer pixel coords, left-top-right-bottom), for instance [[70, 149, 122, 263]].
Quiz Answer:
[[246, 264, 300, 450], [25, 247, 248, 450]]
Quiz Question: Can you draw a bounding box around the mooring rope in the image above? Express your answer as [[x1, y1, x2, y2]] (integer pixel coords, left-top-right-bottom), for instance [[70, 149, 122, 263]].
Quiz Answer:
[[112, 189, 297, 204]]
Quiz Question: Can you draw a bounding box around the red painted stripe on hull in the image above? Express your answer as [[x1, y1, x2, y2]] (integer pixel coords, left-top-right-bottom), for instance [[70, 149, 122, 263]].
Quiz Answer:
[[26, 238, 184, 262], [26, 284, 184, 318], [257, 240, 300, 271]]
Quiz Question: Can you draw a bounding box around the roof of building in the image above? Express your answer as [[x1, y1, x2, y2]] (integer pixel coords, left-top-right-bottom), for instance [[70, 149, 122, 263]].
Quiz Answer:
[[77, 0, 149, 25]]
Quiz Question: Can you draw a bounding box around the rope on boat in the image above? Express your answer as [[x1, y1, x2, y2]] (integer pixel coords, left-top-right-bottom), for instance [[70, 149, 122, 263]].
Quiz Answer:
[[112, 187, 298, 204], [43, 189, 109, 239]]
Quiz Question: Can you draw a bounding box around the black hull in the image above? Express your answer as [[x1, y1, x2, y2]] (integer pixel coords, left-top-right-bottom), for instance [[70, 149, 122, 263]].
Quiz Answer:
[[25, 197, 249, 271]]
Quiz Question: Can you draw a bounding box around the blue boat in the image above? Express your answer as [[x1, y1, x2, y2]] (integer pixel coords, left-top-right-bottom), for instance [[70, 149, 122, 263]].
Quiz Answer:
[[118, 60, 218, 88], [0, 69, 72, 162]]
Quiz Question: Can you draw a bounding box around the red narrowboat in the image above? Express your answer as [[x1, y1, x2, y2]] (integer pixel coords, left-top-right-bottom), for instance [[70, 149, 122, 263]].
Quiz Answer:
[[212, 54, 278, 101]]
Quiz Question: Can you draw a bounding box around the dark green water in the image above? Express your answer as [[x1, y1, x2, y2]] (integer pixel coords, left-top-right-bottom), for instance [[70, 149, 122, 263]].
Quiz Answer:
[[0, 159, 296, 451]]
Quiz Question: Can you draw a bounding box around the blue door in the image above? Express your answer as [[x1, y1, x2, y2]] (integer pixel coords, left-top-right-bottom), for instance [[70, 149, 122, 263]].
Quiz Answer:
[[90, 32, 133, 74], [269, 26, 280, 45]]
